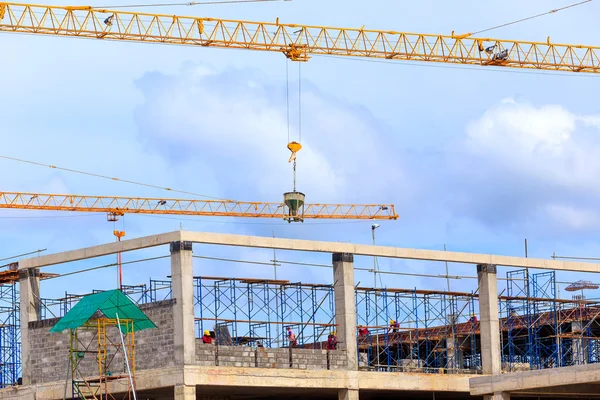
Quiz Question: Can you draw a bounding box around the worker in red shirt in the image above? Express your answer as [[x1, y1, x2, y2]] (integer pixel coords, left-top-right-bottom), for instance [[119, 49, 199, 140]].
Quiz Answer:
[[358, 325, 370, 337], [202, 330, 213, 344], [327, 332, 337, 350]]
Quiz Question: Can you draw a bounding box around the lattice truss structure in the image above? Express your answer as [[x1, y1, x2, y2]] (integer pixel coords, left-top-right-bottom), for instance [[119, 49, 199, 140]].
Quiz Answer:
[[196, 277, 335, 348], [1, 2, 600, 73], [69, 318, 136, 400], [500, 269, 600, 372], [355, 288, 479, 373]]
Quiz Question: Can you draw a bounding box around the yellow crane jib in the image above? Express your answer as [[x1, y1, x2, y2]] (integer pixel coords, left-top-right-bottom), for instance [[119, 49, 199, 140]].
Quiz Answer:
[[0, 2, 599, 73], [0, 191, 399, 221]]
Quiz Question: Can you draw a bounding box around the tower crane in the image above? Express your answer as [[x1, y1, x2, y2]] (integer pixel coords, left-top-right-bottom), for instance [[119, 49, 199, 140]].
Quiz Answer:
[[0, 191, 398, 222], [0, 2, 599, 73], [0, 190, 397, 287]]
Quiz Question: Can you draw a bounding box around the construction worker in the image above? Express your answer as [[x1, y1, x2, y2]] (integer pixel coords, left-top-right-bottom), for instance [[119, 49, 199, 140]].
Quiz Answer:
[[286, 326, 297, 347], [202, 330, 213, 344], [469, 313, 478, 324], [327, 331, 337, 350], [358, 325, 370, 338], [389, 319, 399, 333]]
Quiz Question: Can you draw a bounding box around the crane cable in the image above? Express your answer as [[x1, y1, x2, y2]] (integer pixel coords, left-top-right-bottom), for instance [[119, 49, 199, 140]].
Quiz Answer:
[[285, 60, 302, 192], [0, 155, 233, 201], [467, 0, 592, 37]]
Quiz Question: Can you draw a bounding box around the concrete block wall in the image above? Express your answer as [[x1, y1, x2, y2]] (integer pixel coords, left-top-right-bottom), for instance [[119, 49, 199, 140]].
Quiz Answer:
[[196, 342, 217, 366], [28, 300, 175, 384], [28, 318, 71, 385], [291, 348, 327, 370], [328, 350, 348, 370], [135, 300, 176, 370], [256, 347, 290, 369], [195, 342, 347, 370], [216, 345, 256, 368]]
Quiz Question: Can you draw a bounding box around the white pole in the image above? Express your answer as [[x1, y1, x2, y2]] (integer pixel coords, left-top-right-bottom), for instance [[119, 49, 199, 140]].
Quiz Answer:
[[115, 313, 137, 400]]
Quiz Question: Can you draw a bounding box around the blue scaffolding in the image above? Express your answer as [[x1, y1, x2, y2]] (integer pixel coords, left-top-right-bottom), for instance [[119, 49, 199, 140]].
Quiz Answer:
[[501, 269, 560, 371], [195, 276, 335, 347], [0, 283, 20, 387], [355, 288, 479, 373]]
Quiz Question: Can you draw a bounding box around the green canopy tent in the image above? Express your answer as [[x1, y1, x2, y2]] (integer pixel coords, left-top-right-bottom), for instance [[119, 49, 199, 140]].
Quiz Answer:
[[50, 289, 157, 333]]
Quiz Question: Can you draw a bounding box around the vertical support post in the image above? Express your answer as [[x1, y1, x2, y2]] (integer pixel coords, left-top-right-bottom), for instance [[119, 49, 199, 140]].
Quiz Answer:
[[338, 388, 359, 400], [333, 253, 357, 370], [477, 264, 501, 375], [174, 384, 196, 400], [19, 268, 40, 385], [572, 321, 588, 365], [486, 393, 510, 400], [171, 241, 196, 365]]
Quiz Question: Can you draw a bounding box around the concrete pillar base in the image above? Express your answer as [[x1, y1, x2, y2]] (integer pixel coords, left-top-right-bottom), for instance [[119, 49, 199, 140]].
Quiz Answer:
[[174, 384, 196, 400], [338, 388, 359, 400], [484, 392, 510, 400]]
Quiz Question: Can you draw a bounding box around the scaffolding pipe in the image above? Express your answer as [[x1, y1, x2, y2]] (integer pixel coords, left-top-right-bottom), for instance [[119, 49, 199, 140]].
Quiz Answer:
[[115, 313, 137, 400]]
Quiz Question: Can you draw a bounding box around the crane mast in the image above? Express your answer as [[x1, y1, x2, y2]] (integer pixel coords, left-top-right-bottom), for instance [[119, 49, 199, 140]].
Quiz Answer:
[[0, 2, 598, 73]]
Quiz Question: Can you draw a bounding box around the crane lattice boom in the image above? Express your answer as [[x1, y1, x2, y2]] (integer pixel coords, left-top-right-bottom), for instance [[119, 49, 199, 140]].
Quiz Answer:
[[0, 2, 599, 72], [0, 191, 398, 220]]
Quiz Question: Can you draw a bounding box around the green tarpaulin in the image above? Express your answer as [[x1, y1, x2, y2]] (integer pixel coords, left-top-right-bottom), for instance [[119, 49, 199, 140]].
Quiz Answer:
[[50, 289, 157, 333]]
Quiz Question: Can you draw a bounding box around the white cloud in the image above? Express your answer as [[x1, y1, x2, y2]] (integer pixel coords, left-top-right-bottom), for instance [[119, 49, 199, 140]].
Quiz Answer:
[[544, 204, 600, 231], [445, 98, 600, 234], [134, 63, 411, 205]]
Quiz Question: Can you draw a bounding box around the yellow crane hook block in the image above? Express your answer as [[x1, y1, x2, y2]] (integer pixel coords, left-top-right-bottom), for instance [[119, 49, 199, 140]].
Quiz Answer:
[[287, 141, 302, 163]]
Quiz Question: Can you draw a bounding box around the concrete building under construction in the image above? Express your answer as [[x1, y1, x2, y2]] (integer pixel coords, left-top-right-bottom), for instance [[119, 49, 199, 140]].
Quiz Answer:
[[2, 230, 600, 400]]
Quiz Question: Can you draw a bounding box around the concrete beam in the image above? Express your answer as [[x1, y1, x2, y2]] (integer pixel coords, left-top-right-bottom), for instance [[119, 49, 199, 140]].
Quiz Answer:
[[470, 362, 600, 395], [184, 231, 600, 273], [1, 366, 473, 400], [0, 367, 184, 400], [186, 367, 470, 392], [358, 371, 470, 392], [18, 231, 181, 269], [19, 230, 600, 273]]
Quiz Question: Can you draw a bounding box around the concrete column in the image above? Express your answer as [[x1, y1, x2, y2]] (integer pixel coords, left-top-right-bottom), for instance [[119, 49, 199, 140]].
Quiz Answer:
[[477, 264, 501, 375], [19, 268, 40, 385], [484, 392, 510, 400], [333, 253, 357, 370], [171, 241, 196, 365], [338, 388, 359, 400], [174, 384, 196, 400], [572, 321, 588, 365]]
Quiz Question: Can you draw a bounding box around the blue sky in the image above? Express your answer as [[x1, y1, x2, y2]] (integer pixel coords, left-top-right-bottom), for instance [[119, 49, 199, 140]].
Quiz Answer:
[[2, 0, 600, 302]]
